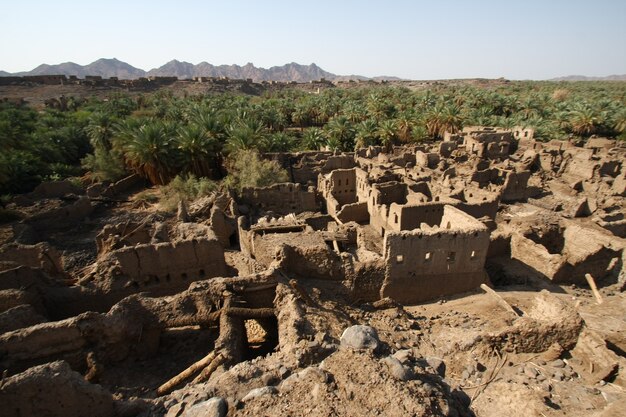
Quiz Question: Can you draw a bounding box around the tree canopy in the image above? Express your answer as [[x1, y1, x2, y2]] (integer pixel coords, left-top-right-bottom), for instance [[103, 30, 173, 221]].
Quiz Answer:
[[1, 80, 624, 195]]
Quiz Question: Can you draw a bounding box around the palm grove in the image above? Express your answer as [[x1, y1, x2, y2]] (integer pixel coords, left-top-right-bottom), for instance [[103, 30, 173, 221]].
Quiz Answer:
[[1, 81, 625, 197]]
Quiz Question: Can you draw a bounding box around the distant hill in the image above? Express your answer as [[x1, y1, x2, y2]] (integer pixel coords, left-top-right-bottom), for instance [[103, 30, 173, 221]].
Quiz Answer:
[[550, 74, 626, 81], [146, 60, 339, 82], [1, 58, 401, 82], [13, 58, 145, 79]]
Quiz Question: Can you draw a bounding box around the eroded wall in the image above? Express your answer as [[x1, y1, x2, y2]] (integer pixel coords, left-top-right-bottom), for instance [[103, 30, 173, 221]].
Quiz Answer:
[[380, 205, 489, 304]]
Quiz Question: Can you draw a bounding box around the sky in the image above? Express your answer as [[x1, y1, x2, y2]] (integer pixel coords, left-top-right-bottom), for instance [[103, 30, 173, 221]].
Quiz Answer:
[[0, 0, 625, 80]]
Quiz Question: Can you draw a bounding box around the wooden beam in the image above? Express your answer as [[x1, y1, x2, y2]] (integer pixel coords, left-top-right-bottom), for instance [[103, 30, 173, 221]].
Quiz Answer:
[[192, 352, 226, 384], [480, 284, 521, 316], [225, 307, 275, 318], [157, 350, 217, 395], [585, 273, 603, 305]]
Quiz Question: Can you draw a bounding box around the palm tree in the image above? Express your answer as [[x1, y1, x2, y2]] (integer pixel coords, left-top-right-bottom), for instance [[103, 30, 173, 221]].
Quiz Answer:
[[225, 118, 267, 153], [568, 105, 598, 136], [343, 101, 367, 123], [440, 104, 463, 135], [366, 93, 394, 120], [518, 96, 541, 120], [122, 121, 176, 185], [291, 105, 312, 131], [395, 113, 415, 143], [264, 132, 294, 152], [325, 116, 355, 151], [354, 119, 378, 149], [85, 112, 116, 150], [377, 119, 397, 152], [176, 124, 219, 177], [302, 127, 327, 150], [613, 107, 626, 134], [425, 104, 445, 138]]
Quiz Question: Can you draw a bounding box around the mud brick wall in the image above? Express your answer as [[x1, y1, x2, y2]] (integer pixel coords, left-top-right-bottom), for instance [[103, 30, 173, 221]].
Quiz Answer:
[[380, 206, 489, 304], [240, 183, 318, 214], [104, 237, 226, 291], [26, 197, 93, 230]]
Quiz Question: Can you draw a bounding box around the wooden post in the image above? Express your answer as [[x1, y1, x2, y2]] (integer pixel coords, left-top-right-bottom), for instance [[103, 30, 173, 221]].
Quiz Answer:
[[225, 307, 275, 318], [584, 273, 603, 305], [480, 284, 521, 316], [156, 351, 217, 396], [332, 240, 340, 254], [192, 352, 226, 384]]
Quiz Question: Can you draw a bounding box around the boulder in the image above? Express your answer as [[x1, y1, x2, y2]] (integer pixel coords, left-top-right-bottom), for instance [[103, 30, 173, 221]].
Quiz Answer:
[[182, 397, 227, 417], [241, 386, 278, 402], [340, 325, 380, 351]]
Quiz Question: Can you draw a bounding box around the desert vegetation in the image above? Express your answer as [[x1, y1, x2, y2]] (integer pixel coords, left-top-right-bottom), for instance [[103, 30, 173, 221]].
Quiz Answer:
[[1, 81, 625, 195]]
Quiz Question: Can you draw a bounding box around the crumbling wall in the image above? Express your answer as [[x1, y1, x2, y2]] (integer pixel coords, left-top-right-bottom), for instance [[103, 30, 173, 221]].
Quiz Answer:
[[25, 197, 93, 230], [355, 167, 371, 202], [513, 126, 535, 142], [271, 152, 354, 184], [561, 224, 624, 283], [463, 127, 516, 159], [95, 222, 153, 256], [0, 242, 63, 275], [324, 193, 342, 219], [469, 167, 530, 203], [562, 149, 599, 180], [611, 173, 626, 196], [349, 259, 386, 302], [398, 202, 446, 231], [510, 223, 624, 284], [510, 234, 568, 281], [415, 151, 440, 169], [380, 206, 489, 304], [439, 141, 458, 158], [252, 232, 344, 280], [210, 206, 237, 247], [369, 201, 447, 236], [87, 174, 145, 198], [29, 180, 83, 199], [371, 182, 407, 206], [480, 290, 583, 353], [0, 304, 47, 334], [92, 227, 227, 293], [0, 271, 277, 373], [457, 191, 500, 220], [318, 169, 357, 206], [471, 168, 501, 187], [335, 202, 369, 224], [0, 266, 57, 292], [501, 169, 531, 202], [240, 182, 318, 214]]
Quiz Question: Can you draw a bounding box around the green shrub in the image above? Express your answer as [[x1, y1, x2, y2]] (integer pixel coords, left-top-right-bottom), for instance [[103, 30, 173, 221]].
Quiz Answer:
[[223, 149, 289, 194], [159, 175, 218, 212], [81, 148, 127, 183]]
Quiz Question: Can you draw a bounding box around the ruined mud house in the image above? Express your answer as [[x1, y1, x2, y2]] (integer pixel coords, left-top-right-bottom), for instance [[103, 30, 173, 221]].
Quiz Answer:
[[0, 127, 625, 417]]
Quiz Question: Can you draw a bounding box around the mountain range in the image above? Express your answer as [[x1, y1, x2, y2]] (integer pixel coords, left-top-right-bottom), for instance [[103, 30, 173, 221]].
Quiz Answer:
[[0, 58, 400, 82], [3, 59, 624, 82], [549, 74, 626, 81]]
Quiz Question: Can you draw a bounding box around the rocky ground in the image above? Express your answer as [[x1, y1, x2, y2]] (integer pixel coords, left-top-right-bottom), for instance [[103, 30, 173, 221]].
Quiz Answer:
[[0, 164, 625, 417]]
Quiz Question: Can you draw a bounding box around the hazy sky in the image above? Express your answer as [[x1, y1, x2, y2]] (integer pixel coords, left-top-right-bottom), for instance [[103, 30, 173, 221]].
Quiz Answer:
[[1, 0, 625, 79]]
